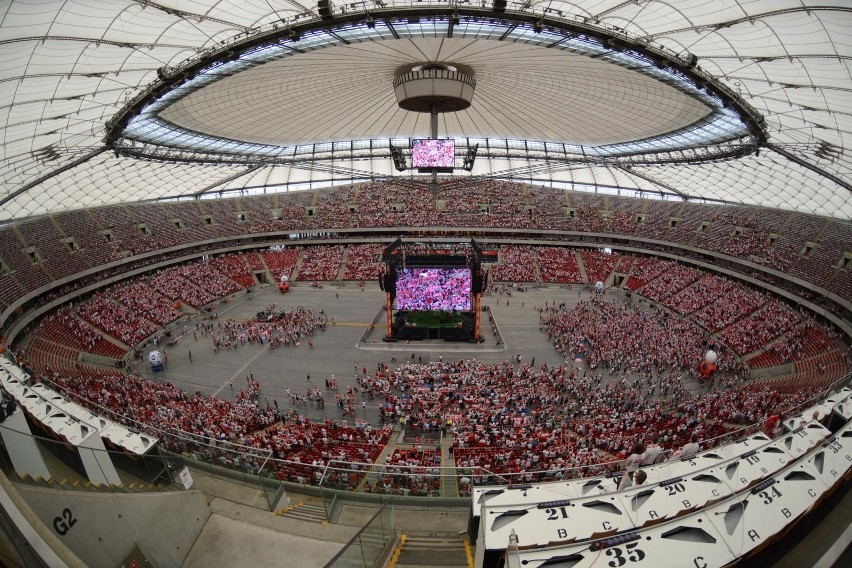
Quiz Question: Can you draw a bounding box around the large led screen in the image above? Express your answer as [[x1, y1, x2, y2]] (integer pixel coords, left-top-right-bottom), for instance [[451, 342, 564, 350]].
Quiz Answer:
[[411, 138, 455, 168], [394, 268, 471, 311]]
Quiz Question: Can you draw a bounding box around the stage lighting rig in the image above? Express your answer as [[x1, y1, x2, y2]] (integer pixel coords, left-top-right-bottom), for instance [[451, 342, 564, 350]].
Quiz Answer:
[[390, 144, 407, 172], [462, 144, 479, 171]]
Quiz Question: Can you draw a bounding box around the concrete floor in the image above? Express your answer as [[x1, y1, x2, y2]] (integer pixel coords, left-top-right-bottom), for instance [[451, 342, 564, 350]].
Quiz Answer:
[[181, 513, 345, 567], [180, 468, 470, 568], [138, 282, 648, 426]]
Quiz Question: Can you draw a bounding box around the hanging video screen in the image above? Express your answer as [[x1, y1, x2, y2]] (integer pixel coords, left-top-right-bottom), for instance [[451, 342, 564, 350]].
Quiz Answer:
[[411, 139, 455, 168], [394, 268, 472, 311]]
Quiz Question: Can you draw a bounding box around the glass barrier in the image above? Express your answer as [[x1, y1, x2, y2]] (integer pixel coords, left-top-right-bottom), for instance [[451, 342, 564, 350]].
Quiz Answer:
[[322, 501, 395, 568]]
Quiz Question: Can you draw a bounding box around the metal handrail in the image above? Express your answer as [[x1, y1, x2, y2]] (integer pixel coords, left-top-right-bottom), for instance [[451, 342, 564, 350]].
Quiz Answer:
[[21, 362, 852, 494]]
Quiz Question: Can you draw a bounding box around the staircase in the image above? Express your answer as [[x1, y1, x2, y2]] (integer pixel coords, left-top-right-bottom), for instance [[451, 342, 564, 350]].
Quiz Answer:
[[291, 250, 305, 281], [275, 501, 328, 523], [575, 250, 589, 283], [72, 312, 130, 352], [13, 472, 178, 494], [533, 249, 542, 283], [337, 249, 349, 281], [441, 435, 459, 498], [394, 532, 470, 567]]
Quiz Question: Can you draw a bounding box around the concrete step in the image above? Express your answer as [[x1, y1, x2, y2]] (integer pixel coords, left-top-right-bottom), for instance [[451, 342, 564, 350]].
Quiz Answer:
[[276, 502, 328, 523], [337, 250, 348, 281], [751, 363, 796, 379], [396, 534, 469, 567], [13, 474, 177, 495]]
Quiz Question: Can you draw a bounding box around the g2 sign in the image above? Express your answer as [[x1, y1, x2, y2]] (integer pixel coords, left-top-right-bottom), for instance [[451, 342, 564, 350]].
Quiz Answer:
[[53, 507, 77, 536]]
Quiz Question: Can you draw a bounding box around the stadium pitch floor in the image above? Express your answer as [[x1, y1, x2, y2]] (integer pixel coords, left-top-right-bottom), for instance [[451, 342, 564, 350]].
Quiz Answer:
[[137, 282, 708, 425]]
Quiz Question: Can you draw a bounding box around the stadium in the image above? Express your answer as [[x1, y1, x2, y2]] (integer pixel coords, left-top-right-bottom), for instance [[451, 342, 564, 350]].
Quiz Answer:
[[0, 1, 850, 567]]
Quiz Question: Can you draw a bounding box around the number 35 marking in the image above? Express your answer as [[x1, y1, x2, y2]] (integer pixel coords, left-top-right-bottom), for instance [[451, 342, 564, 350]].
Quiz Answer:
[[606, 542, 645, 566]]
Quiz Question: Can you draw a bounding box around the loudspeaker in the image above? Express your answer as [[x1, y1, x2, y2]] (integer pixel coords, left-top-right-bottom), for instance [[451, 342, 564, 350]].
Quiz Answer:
[[686, 53, 698, 68], [462, 144, 479, 171], [493, 0, 506, 13], [390, 144, 407, 172], [318, 0, 334, 20], [472, 271, 483, 294], [383, 274, 396, 294]]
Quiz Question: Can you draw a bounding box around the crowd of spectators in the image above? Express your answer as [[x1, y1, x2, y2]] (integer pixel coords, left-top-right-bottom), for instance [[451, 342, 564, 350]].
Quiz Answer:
[[148, 259, 244, 308], [297, 245, 344, 281], [717, 227, 771, 259], [763, 323, 842, 366], [572, 207, 635, 234], [35, 306, 125, 358], [24, 241, 845, 394], [691, 286, 766, 333], [541, 298, 744, 379], [664, 274, 734, 316], [638, 263, 703, 303], [16, 287, 842, 490], [261, 248, 299, 282], [40, 365, 390, 485], [491, 246, 538, 282], [373, 355, 815, 481], [612, 255, 635, 274], [538, 247, 583, 283], [441, 179, 523, 216], [343, 244, 383, 281], [111, 280, 183, 326], [150, 269, 216, 308], [2, 180, 849, 317], [171, 260, 243, 297], [245, 252, 266, 272], [205, 306, 327, 351], [210, 253, 256, 288], [624, 257, 670, 291], [718, 299, 802, 355], [4, 181, 849, 491], [76, 295, 158, 346], [352, 181, 440, 229], [580, 250, 621, 285]]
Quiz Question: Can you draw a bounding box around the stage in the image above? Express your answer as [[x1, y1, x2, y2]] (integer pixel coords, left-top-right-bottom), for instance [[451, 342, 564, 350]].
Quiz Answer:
[[391, 310, 475, 342], [359, 305, 506, 353]]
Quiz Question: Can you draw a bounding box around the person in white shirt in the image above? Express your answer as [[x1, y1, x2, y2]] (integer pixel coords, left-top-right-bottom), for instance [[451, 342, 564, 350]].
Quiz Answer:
[[671, 433, 700, 460], [641, 438, 665, 465], [618, 443, 644, 490], [620, 469, 648, 490]]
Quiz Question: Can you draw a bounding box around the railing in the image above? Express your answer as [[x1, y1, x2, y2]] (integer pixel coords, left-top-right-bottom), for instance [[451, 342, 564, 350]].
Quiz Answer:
[[8, 353, 849, 501], [322, 501, 395, 568]]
